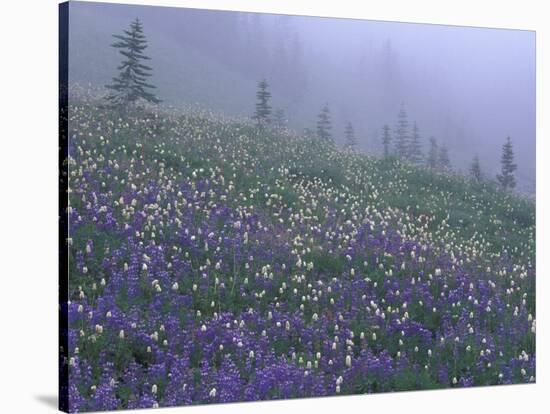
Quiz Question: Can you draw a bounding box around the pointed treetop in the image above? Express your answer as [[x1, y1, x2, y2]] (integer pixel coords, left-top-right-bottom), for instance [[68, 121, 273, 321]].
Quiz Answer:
[[252, 78, 272, 125], [316, 103, 332, 141], [344, 121, 357, 150], [497, 136, 517, 191], [394, 102, 409, 159]]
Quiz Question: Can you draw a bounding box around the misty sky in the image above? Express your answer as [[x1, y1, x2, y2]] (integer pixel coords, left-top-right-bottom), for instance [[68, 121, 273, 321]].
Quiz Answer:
[[67, 1, 536, 192]]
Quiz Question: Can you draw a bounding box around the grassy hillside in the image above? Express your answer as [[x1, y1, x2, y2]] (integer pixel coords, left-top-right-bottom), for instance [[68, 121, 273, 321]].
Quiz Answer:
[[64, 99, 535, 411]]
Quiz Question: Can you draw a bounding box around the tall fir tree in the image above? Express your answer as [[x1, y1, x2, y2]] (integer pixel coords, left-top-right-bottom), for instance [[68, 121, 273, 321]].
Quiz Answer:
[[408, 121, 423, 164], [394, 103, 409, 159], [316, 103, 332, 141], [252, 79, 272, 125], [470, 155, 483, 182], [427, 136, 438, 170], [105, 18, 161, 108], [496, 136, 517, 191], [438, 144, 451, 171], [382, 124, 392, 157], [344, 122, 357, 150]]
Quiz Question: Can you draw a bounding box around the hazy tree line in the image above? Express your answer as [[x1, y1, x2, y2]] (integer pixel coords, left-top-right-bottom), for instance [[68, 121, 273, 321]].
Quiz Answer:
[[105, 17, 520, 193], [251, 77, 518, 191]]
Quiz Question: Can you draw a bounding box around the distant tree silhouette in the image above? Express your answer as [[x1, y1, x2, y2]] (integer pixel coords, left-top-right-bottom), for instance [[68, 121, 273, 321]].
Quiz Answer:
[[382, 124, 392, 157], [438, 144, 451, 171], [394, 103, 409, 159], [470, 155, 483, 182], [273, 108, 287, 129], [105, 18, 161, 109], [497, 136, 517, 191], [427, 137, 438, 170], [316, 103, 332, 141], [408, 121, 423, 164], [252, 79, 272, 125], [344, 122, 357, 150]]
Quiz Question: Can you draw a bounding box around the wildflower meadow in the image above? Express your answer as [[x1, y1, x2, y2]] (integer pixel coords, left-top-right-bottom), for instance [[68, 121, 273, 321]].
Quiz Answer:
[[62, 99, 535, 411], [60, 3, 536, 412]]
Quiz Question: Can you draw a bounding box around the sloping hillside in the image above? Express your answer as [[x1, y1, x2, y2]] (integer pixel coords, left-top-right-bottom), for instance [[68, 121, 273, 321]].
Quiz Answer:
[[64, 100, 535, 411]]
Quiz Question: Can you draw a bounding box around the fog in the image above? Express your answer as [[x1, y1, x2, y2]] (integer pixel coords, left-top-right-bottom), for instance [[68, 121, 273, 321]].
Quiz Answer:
[[68, 1, 536, 193]]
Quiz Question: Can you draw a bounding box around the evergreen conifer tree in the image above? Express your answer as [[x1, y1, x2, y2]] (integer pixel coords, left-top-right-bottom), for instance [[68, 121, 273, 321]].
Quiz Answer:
[[382, 124, 392, 157], [344, 122, 357, 150], [409, 122, 423, 164], [105, 18, 161, 109], [496, 136, 517, 191], [470, 155, 483, 182], [438, 144, 451, 171], [427, 137, 438, 170], [273, 108, 286, 128], [252, 79, 272, 125], [394, 103, 409, 159], [316, 103, 332, 141]]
